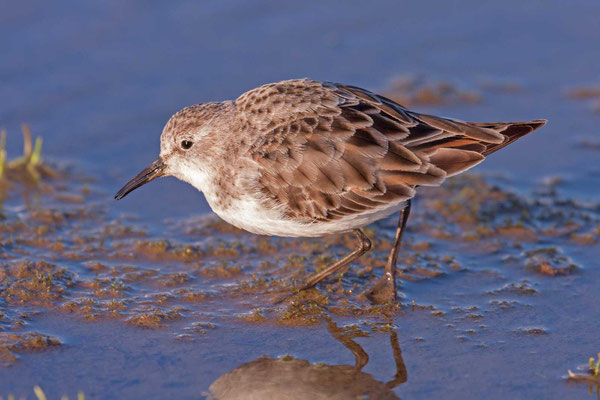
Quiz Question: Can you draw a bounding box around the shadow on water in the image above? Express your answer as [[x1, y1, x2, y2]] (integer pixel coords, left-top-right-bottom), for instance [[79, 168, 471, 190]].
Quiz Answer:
[[208, 319, 407, 400]]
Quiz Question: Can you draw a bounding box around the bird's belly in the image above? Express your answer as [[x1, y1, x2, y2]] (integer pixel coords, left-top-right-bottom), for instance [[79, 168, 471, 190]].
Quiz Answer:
[[208, 194, 406, 238]]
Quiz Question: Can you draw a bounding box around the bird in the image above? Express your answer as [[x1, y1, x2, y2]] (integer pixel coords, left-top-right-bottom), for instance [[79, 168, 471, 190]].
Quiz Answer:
[[115, 78, 546, 304]]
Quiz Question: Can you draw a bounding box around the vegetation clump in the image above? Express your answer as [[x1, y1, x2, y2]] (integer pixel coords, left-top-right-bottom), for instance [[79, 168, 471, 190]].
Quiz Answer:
[[524, 247, 579, 276], [568, 353, 600, 384], [0, 124, 58, 187], [0, 261, 75, 305], [0, 332, 62, 367], [2, 386, 85, 400]]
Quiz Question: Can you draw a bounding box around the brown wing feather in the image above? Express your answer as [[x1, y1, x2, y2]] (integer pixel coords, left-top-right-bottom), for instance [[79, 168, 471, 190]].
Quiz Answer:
[[238, 79, 546, 221]]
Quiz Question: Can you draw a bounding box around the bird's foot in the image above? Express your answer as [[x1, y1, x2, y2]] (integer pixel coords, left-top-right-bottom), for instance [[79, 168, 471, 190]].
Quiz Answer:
[[270, 282, 314, 305], [271, 289, 298, 305], [363, 272, 397, 304]]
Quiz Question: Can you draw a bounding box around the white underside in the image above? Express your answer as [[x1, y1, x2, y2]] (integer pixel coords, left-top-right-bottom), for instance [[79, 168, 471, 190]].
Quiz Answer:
[[211, 195, 407, 237], [171, 160, 407, 238]]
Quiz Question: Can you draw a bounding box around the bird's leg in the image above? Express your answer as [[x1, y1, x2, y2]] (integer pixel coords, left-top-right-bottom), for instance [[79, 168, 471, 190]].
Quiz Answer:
[[298, 229, 372, 291], [272, 229, 371, 304], [364, 200, 411, 304]]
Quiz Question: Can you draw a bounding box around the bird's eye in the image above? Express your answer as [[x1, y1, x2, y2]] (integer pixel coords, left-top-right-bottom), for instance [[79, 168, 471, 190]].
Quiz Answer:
[[181, 140, 193, 150]]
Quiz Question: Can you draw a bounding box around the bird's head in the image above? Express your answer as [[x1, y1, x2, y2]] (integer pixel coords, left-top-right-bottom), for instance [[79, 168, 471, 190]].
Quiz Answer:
[[114, 102, 234, 200]]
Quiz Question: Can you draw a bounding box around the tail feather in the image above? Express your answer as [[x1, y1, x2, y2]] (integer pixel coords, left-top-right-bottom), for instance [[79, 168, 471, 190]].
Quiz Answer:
[[474, 119, 547, 156], [408, 118, 547, 178]]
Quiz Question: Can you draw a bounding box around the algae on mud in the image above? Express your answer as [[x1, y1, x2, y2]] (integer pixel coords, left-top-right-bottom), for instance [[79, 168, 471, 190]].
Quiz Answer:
[[0, 332, 62, 368]]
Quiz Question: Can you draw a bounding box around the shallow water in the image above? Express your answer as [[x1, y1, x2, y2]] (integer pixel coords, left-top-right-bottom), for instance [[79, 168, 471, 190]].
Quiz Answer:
[[1, 1, 600, 399]]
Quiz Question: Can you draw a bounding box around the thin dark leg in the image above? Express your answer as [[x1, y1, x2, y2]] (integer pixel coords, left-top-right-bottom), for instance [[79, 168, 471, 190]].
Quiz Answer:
[[298, 229, 372, 291], [273, 229, 372, 304], [364, 200, 411, 304]]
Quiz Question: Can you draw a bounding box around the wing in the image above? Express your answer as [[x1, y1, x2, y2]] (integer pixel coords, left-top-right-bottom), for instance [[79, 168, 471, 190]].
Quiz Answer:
[[236, 79, 546, 221]]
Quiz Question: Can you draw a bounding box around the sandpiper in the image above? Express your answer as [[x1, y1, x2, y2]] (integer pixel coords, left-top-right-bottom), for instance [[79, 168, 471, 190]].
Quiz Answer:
[[115, 79, 546, 303]]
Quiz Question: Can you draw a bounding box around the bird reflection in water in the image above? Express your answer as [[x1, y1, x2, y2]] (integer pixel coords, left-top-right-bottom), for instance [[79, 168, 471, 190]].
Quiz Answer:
[[208, 320, 407, 400]]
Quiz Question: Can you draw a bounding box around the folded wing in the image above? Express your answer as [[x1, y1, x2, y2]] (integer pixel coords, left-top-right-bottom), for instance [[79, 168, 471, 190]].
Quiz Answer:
[[237, 79, 546, 221]]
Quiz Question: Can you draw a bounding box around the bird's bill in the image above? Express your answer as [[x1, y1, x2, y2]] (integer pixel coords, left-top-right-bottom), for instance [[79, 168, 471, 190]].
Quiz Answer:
[[114, 158, 165, 200]]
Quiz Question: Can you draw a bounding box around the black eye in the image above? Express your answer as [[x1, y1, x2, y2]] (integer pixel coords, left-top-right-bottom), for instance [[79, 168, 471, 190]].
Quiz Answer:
[[181, 140, 193, 150]]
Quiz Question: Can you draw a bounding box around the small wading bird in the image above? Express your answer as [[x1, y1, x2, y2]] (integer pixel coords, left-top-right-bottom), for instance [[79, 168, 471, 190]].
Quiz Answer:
[[115, 79, 545, 303]]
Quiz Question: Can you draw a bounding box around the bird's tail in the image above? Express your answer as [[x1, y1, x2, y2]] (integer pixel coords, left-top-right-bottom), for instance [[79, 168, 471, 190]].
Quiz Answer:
[[472, 119, 547, 156]]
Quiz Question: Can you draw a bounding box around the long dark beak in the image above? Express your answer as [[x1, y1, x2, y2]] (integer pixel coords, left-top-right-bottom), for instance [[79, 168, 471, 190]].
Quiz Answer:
[[114, 158, 166, 200]]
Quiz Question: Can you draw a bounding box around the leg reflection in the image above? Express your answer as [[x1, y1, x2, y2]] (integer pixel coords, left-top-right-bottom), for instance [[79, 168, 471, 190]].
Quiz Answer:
[[327, 318, 407, 388], [326, 319, 369, 372], [386, 330, 408, 389]]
